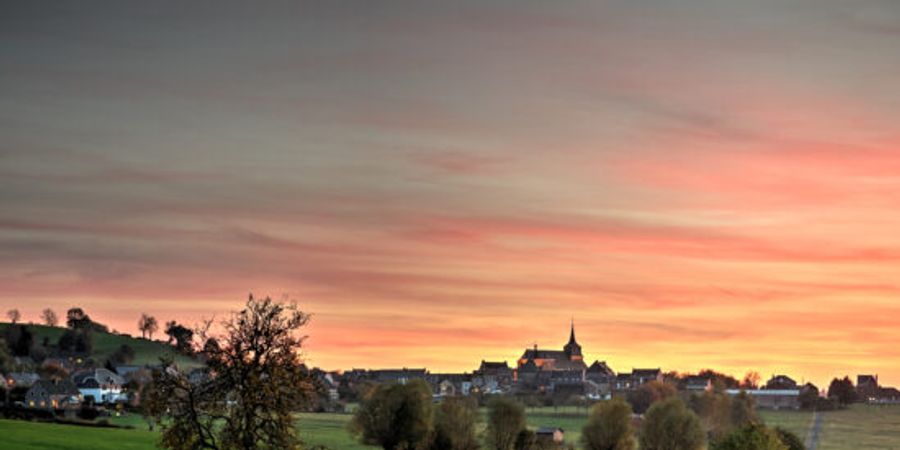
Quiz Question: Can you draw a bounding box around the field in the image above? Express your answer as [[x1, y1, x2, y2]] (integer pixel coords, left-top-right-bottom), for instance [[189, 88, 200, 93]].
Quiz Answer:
[[0, 322, 199, 367], [3, 404, 900, 449]]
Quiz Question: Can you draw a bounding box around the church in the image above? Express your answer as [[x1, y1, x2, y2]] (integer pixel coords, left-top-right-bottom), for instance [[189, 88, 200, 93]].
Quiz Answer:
[[517, 321, 588, 372]]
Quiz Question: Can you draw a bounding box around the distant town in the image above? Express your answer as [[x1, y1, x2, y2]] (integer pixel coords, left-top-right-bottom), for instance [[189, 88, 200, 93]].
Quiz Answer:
[[2, 312, 898, 418]]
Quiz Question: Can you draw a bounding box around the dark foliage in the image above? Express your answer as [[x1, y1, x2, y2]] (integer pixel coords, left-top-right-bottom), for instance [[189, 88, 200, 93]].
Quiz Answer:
[[351, 379, 434, 450]]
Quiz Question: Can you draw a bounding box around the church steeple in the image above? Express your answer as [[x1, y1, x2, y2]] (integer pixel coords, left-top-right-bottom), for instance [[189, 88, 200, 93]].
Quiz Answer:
[[563, 318, 582, 361]]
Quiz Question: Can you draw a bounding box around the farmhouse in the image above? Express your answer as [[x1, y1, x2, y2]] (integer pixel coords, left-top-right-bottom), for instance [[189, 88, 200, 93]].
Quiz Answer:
[[25, 379, 82, 410], [72, 368, 127, 404]]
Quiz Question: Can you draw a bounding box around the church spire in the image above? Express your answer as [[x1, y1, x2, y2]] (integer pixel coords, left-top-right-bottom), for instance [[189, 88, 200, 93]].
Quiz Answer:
[[564, 318, 582, 360], [568, 317, 576, 344]]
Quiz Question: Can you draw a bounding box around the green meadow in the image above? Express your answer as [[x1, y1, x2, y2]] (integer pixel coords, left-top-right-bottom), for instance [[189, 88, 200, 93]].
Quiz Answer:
[[3, 404, 900, 449], [0, 323, 199, 368]]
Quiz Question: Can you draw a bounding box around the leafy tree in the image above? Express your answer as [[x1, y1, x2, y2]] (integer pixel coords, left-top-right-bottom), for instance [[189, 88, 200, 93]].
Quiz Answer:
[[41, 308, 58, 327], [688, 391, 733, 440], [138, 313, 159, 340], [730, 390, 759, 428], [38, 362, 70, 382], [66, 307, 90, 329], [145, 295, 316, 450], [513, 429, 536, 450], [58, 328, 93, 354], [164, 321, 194, 354], [109, 344, 136, 365], [0, 339, 13, 373], [774, 427, 805, 450], [798, 384, 819, 410], [582, 398, 637, 450], [6, 309, 20, 324], [351, 379, 434, 450], [741, 371, 761, 389], [627, 380, 676, 414], [4, 324, 33, 357], [698, 369, 740, 391], [486, 397, 526, 450], [640, 397, 706, 450], [827, 377, 857, 406], [711, 423, 788, 450], [431, 396, 480, 450]]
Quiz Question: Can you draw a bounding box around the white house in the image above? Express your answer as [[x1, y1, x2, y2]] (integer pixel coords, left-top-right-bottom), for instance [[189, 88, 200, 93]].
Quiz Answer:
[[72, 368, 127, 404]]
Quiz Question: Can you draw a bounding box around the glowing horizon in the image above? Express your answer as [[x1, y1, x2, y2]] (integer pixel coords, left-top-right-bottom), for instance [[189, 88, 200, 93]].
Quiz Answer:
[[2, 1, 900, 389]]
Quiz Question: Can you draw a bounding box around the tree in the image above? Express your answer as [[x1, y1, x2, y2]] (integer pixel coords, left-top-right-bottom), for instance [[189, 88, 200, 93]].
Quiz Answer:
[[730, 390, 759, 428], [431, 396, 480, 450], [138, 314, 159, 340], [828, 377, 857, 406], [109, 344, 136, 365], [486, 397, 526, 450], [627, 380, 676, 414], [582, 398, 637, 450], [6, 309, 21, 324], [38, 362, 70, 382], [41, 308, 58, 327], [4, 324, 33, 357], [688, 391, 733, 440], [799, 383, 819, 410], [741, 371, 761, 390], [711, 424, 788, 450], [164, 321, 194, 354], [66, 307, 90, 329], [351, 380, 434, 450], [774, 427, 804, 450], [58, 327, 92, 354], [144, 295, 316, 450], [640, 397, 706, 450]]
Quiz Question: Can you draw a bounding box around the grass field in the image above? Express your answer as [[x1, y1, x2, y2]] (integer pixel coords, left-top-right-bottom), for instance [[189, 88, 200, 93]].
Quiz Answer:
[[4, 404, 900, 449], [0, 322, 199, 367]]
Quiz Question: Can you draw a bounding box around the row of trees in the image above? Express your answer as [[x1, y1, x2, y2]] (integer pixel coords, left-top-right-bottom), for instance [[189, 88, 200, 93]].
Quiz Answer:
[[6, 308, 58, 327], [351, 383, 805, 450]]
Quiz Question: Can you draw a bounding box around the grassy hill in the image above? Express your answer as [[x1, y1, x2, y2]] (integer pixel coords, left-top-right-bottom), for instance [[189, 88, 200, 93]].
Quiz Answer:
[[0, 322, 200, 368]]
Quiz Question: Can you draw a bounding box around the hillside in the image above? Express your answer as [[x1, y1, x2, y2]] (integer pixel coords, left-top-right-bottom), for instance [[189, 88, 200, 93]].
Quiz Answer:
[[0, 322, 201, 369]]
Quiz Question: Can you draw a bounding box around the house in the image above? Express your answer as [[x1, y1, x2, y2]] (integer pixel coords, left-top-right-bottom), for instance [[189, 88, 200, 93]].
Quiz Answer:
[[765, 375, 798, 390], [684, 376, 712, 392], [857, 375, 879, 401], [536, 427, 565, 445], [430, 373, 473, 397], [726, 389, 800, 410], [4, 372, 40, 388], [631, 369, 663, 386], [25, 380, 82, 410], [370, 368, 428, 385], [72, 368, 127, 404], [474, 361, 513, 393]]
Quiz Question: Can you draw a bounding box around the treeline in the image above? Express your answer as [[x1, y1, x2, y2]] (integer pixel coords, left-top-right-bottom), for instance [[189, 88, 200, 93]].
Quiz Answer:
[[350, 380, 805, 450], [0, 306, 199, 377]]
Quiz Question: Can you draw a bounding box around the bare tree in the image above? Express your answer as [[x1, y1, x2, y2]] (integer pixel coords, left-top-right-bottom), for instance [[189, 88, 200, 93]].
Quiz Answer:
[[137, 313, 159, 340], [6, 309, 20, 324], [41, 308, 58, 327], [144, 295, 316, 450]]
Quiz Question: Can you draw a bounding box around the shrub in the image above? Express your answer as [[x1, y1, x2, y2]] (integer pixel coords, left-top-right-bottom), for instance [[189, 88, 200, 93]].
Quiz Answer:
[[582, 398, 637, 450]]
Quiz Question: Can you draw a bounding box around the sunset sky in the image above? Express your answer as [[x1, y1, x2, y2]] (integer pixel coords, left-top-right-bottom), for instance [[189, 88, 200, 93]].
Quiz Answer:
[[2, 1, 900, 388]]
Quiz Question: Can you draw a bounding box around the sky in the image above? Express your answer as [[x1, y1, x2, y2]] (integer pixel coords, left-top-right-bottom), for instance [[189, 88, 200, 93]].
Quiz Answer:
[[1, 1, 900, 388]]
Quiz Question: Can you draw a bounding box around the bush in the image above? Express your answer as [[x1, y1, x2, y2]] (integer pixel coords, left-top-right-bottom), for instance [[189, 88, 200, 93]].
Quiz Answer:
[[640, 398, 705, 450], [711, 423, 788, 450], [486, 397, 526, 450], [774, 427, 805, 450], [626, 380, 676, 414], [582, 398, 636, 450], [431, 397, 479, 450], [351, 380, 434, 450]]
